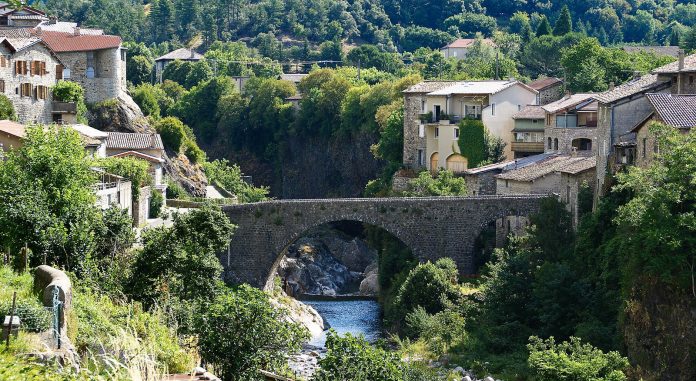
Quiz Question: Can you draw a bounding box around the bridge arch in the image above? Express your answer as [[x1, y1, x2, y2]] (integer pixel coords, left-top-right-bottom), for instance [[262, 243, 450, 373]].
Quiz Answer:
[[221, 196, 549, 288]]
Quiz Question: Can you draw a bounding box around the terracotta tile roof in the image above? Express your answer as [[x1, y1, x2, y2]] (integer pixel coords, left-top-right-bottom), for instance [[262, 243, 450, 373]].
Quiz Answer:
[[442, 38, 494, 49], [622, 46, 682, 58], [513, 105, 545, 120], [155, 48, 202, 61], [403, 81, 457, 94], [0, 119, 25, 138], [496, 155, 596, 181], [542, 93, 596, 113], [36, 30, 121, 52], [106, 132, 164, 151], [652, 53, 696, 74], [646, 93, 696, 128], [594, 74, 669, 104], [528, 77, 562, 91]]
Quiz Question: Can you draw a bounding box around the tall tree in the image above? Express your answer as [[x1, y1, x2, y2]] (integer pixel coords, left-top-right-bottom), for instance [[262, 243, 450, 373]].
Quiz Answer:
[[553, 5, 572, 36], [536, 16, 552, 37]]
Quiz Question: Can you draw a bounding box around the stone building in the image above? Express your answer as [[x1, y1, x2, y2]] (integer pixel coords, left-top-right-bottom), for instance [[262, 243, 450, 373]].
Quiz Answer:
[[528, 77, 564, 105], [462, 153, 552, 196], [0, 29, 63, 124], [402, 80, 538, 172], [594, 51, 695, 197], [511, 105, 545, 158], [154, 48, 202, 82], [38, 29, 126, 104], [496, 154, 596, 230], [105, 131, 167, 196], [0, 2, 48, 27], [542, 93, 598, 155]]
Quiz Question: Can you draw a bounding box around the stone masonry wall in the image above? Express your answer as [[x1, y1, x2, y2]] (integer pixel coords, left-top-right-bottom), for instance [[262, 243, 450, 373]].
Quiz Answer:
[[57, 48, 123, 104], [545, 126, 597, 155], [0, 44, 60, 124], [402, 93, 427, 169], [222, 195, 548, 288], [538, 84, 564, 105]]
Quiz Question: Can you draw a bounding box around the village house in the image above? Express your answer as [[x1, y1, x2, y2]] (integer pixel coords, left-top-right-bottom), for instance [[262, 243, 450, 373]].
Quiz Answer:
[[440, 38, 494, 60], [594, 51, 695, 197], [154, 48, 202, 82], [528, 77, 564, 105], [105, 131, 166, 195], [542, 93, 598, 154], [511, 105, 545, 158], [0, 2, 47, 27], [402, 80, 538, 172], [0, 29, 63, 124]]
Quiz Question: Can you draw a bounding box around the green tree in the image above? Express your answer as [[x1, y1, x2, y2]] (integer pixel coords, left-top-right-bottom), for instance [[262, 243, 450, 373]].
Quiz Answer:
[[132, 84, 160, 117], [0, 126, 97, 273], [0, 94, 16, 120], [203, 159, 269, 203], [96, 156, 151, 198], [315, 331, 403, 381], [527, 336, 629, 381], [155, 116, 188, 152], [683, 25, 696, 52], [52, 80, 87, 123], [536, 16, 552, 37], [443, 12, 497, 37], [404, 170, 467, 197], [553, 5, 572, 36], [127, 55, 153, 86], [371, 103, 404, 164], [197, 285, 308, 381], [458, 118, 486, 168]]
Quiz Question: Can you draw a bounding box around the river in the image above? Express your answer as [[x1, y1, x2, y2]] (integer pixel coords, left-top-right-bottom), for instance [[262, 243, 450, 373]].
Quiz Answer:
[[301, 298, 383, 347]]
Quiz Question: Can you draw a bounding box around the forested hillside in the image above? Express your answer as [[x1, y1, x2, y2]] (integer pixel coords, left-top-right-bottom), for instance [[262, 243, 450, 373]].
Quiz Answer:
[[38, 0, 696, 52]]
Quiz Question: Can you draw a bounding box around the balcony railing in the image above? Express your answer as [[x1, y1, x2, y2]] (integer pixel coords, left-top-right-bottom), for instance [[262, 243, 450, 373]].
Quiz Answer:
[[52, 101, 77, 114], [511, 141, 545, 153]]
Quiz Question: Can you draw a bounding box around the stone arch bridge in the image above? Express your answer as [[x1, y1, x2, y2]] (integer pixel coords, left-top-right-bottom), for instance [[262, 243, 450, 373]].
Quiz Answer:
[[221, 195, 550, 288]]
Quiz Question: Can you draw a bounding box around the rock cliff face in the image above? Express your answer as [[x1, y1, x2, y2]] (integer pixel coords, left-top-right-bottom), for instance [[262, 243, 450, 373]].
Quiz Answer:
[[276, 228, 378, 297], [87, 94, 208, 197], [279, 130, 385, 199]]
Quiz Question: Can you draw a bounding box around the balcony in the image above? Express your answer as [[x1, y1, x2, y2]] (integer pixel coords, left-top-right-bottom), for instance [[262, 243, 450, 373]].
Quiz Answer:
[[52, 101, 77, 114], [511, 141, 545, 153]]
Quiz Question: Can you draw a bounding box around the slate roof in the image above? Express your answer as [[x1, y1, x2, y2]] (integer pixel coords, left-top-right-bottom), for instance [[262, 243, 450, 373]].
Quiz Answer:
[[594, 74, 669, 104], [36, 21, 103, 35], [279, 73, 308, 83], [652, 53, 696, 73], [403, 81, 457, 94], [622, 46, 681, 58], [646, 93, 696, 128], [155, 48, 203, 61], [463, 153, 553, 175], [528, 77, 562, 91], [496, 155, 596, 181], [513, 105, 545, 120], [442, 38, 494, 49], [37, 31, 121, 52], [106, 132, 164, 151], [542, 93, 596, 113]]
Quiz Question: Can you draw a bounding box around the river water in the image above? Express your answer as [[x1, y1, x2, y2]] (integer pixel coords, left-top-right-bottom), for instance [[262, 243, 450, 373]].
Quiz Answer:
[[301, 298, 383, 347]]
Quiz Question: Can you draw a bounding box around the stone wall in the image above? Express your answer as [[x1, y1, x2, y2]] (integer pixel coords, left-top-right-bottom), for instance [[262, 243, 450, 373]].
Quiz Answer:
[[538, 84, 564, 105], [464, 170, 500, 196], [544, 126, 597, 155], [57, 47, 124, 104], [222, 195, 548, 288], [132, 186, 150, 227], [402, 93, 427, 169], [0, 43, 60, 124]]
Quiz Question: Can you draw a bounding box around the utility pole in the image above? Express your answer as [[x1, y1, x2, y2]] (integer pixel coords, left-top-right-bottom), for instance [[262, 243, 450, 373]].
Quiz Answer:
[[495, 52, 500, 80], [357, 59, 361, 82]]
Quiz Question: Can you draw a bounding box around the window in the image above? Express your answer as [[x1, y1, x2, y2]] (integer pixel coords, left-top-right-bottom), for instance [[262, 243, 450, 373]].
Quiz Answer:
[[0, 79, 5, 93], [417, 149, 424, 166], [19, 83, 31, 97], [86, 51, 95, 78], [120, 49, 126, 61], [553, 138, 558, 151], [532, 119, 538, 123], [642, 137, 647, 158], [454, 127, 459, 139], [518, 104, 522, 111], [418, 124, 425, 138], [63, 67, 71, 79], [690, 75, 694, 85], [491, 103, 496, 116], [556, 114, 578, 128], [505, 180, 509, 187], [547, 137, 552, 149], [36, 85, 48, 100], [421, 100, 426, 113], [14, 60, 28, 75], [435, 127, 439, 138], [0, 55, 7, 67], [56, 64, 63, 80]]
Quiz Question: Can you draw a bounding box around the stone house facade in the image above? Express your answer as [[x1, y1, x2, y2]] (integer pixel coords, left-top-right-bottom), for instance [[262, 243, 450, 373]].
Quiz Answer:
[[105, 132, 167, 197], [542, 93, 598, 155], [0, 31, 62, 124], [528, 77, 564, 105], [154, 48, 202, 82]]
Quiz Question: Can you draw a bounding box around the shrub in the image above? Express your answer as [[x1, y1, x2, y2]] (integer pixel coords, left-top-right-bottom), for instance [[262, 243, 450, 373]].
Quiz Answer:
[[197, 285, 308, 381], [183, 139, 205, 164], [96, 156, 151, 198], [0, 93, 16, 120], [527, 336, 629, 381], [166, 178, 189, 199], [314, 331, 403, 381], [132, 84, 160, 117], [404, 170, 467, 196], [53, 80, 87, 123], [155, 116, 187, 152], [203, 159, 269, 203], [149, 190, 163, 218]]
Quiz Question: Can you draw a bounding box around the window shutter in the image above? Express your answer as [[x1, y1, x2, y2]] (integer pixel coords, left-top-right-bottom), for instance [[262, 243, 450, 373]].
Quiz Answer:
[[56, 64, 63, 80], [14, 60, 18, 74], [41, 61, 46, 75]]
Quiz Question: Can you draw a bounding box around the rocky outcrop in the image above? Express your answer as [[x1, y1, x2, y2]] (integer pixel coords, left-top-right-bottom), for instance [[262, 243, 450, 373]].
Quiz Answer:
[[321, 235, 377, 273], [87, 94, 208, 197], [269, 288, 326, 339], [359, 262, 380, 296]]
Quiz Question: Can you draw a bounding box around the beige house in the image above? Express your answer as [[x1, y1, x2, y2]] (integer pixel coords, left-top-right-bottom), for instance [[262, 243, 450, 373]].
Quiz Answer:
[[416, 80, 538, 172], [542, 93, 598, 155], [105, 132, 166, 195], [440, 38, 494, 60]]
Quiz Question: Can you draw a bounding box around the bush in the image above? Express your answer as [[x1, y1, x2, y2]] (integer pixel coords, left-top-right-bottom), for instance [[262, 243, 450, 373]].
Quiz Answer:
[[155, 116, 187, 152], [149, 190, 163, 218], [0, 93, 16, 120], [315, 331, 403, 381], [166, 178, 189, 199], [404, 170, 467, 196], [203, 159, 269, 203], [132, 84, 160, 117], [527, 336, 629, 381], [52, 80, 87, 123], [183, 139, 205, 164], [197, 285, 308, 381], [96, 156, 151, 198]]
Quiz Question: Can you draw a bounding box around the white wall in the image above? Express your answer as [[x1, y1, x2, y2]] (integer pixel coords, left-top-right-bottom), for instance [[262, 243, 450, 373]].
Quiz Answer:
[[484, 85, 537, 159]]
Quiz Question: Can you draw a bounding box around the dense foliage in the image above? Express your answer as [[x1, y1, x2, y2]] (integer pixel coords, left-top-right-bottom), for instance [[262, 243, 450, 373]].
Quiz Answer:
[[52, 80, 88, 123], [0, 93, 16, 120], [403, 170, 467, 197], [315, 331, 403, 381], [203, 159, 269, 203]]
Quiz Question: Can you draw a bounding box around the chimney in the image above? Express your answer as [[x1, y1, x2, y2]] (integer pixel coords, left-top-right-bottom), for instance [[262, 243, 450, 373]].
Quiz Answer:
[[73, 26, 80, 36], [564, 90, 571, 98], [608, 82, 615, 91], [678, 49, 685, 71], [633, 70, 641, 79], [35, 26, 41, 36], [49, 16, 57, 25], [190, 49, 195, 59]]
